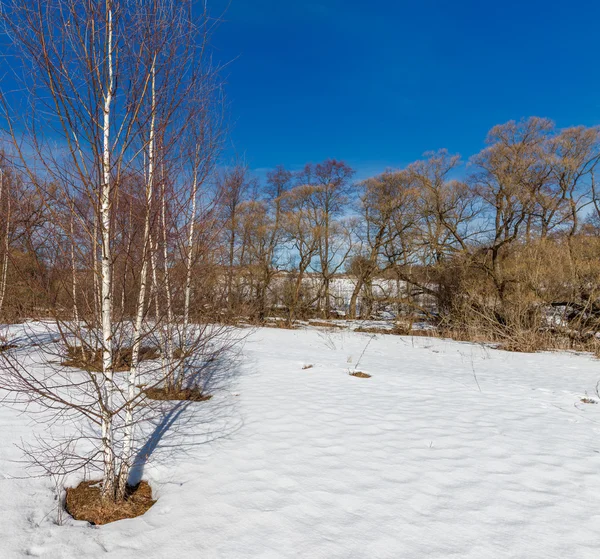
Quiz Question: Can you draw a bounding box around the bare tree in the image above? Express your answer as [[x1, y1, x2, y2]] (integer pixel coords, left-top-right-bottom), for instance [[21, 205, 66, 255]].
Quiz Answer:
[[250, 166, 293, 320], [546, 126, 600, 239], [408, 150, 479, 263], [469, 117, 553, 304], [0, 164, 11, 315], [281, 183, 322, 323], [348, 170, 415, 318], [0, 0, 228, 508], [217, 164, 254, 313], [297, 159, 355, 317]]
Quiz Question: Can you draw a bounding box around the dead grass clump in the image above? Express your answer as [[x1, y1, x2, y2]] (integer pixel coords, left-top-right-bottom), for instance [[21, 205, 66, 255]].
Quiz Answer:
[[62, 345, 160, 372], [355, 325, 410, 336], [497, 338, 544, 353], [262, 318, 298, 330], [309, 320, 345, 329], [144, 387, 213, 402], [349, 371, 371, 378], [65, 480, 155, 525], [302, 364, 314, 369], [580, 397, 598, 404], [408, 329, 436, 337], [355, 326, 386, 335], [0, 343, 17, 352], [485, 329, 596, 354]]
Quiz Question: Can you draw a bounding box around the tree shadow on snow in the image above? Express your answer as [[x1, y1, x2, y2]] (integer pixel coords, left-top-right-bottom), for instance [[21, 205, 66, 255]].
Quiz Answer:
[[128, 350, 245, 486]]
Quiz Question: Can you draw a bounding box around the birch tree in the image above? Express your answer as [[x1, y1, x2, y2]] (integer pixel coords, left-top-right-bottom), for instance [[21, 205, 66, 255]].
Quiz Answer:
[[0, 0, 228, 509], [0, 166, 10, 315]]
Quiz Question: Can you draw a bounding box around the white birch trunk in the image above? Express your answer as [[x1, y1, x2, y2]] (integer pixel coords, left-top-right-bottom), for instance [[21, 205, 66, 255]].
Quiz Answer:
[[117, 60, 156, 498], [120, 202, 134, 316], [179, 153, 200, 389], [92, 212, 100, 322], [160, 166, 175, 387], [0, 170, 9, 315], [100, 0, 116, 501], [69, 211, 79, 326], [183, 155, 199, 348]]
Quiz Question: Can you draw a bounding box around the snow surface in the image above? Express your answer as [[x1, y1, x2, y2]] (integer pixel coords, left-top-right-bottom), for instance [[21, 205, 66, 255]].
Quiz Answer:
[[1, 323, 600, 557]]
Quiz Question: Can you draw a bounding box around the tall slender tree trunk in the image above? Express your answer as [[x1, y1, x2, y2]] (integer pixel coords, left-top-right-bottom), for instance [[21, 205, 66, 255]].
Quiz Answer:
[[70, 212, 79, 324], [93, 212, 100, 323], [227, 222, 235, 311], [120, 202, 134, 316], [180, 151, 200, 387], [100, 0, 116, 501], [348, 276, 365, 320], [0, 170, 10, 315], [117, 60, 156, 500], [160, 164, 175, 388], [150, 231, 161, 320]]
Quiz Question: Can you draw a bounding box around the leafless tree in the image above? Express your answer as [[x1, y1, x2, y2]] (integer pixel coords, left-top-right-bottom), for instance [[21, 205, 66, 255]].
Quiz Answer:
[[348, 170, 415, 318], [546, 126, 600, 239], [297, 159, 355, 316], [281, 183, 322, 323], [217, 163, 254, 312], [469, 117, 553, 304], [0, 0, 228, 506]]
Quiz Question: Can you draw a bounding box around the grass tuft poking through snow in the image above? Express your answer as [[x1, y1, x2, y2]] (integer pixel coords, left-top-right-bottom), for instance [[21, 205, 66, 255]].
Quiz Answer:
[[349, 371, 371, 378]]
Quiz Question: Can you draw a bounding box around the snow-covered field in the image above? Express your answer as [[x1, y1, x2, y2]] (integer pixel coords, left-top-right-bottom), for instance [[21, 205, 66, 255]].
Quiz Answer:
[[2, 324, 600, 558]]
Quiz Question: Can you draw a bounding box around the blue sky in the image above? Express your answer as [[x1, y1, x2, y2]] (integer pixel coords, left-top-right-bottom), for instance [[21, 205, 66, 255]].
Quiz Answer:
[[209, 0, 600, 179]]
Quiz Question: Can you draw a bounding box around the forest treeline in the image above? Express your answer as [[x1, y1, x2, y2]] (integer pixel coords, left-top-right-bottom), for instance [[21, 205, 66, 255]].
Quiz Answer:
[[2, 116, 600, 351]]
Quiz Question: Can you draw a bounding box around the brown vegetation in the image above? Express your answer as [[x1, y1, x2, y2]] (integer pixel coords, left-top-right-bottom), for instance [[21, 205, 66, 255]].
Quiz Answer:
[[144, 387, 212, 401], [2, 118, 600, 357], [62, 345, 160, 372], [65, 480, 155, 525], [355, 325, 410, 335], [309, 320, 346, 329]]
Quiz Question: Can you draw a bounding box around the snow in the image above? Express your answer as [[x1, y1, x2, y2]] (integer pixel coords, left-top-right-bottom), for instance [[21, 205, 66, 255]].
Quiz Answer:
[[2, 323, 600, 557]]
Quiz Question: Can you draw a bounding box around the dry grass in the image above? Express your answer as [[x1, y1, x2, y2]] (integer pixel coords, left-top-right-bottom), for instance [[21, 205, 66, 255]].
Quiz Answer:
[[65, 480, 155, 525], [309, 320, 345, 329], [453, 326, 600, 355], [0, 343, 17, 353], [407, 329, 437, 337], [62, 345, 160, 372], [355, 325, 411, 336], [261, 318, 298, 330], [302, 364, 314, 369], [349, 371, 371, 378], [144, 387, 213, 402]]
